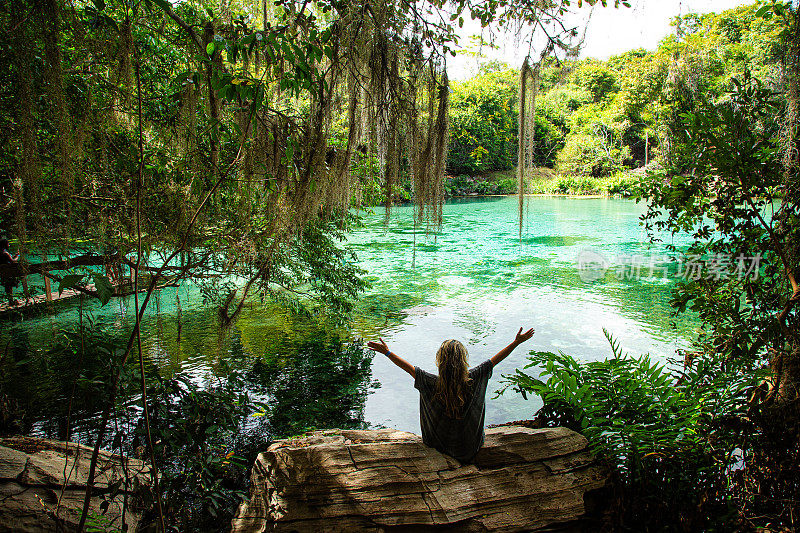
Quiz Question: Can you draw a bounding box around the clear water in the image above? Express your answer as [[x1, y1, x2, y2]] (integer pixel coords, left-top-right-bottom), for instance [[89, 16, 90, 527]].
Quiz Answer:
[[0, 196, 696, 439], [349, 196, 695, 432]]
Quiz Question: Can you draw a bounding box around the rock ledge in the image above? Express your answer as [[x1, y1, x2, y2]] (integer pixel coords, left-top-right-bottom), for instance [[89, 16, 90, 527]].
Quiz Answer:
[[0, 436, 151, 533], [232, 426, 608, 532]]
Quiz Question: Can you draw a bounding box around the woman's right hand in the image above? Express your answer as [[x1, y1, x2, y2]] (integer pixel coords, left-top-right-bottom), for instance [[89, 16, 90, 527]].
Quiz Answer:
[[367, 338, 390, 355]]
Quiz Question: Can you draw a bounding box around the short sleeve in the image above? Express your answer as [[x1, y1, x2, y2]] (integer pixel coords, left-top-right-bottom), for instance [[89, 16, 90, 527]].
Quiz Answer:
[[415, 367, 437, 394], [470, 359, 494, 382], [414, 366, 423, 391]]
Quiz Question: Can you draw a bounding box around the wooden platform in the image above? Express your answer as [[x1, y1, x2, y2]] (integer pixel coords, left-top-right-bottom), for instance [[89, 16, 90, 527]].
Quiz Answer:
[[0, 284, 100, 316]]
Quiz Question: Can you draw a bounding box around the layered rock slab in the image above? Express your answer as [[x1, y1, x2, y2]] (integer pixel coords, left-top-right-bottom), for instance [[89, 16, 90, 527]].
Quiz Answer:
[[232, 426, 608, 532], [0, 436, 151, 532]]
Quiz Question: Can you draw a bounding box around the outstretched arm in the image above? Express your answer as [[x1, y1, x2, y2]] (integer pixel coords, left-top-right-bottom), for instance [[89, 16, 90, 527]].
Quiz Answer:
[[367, 338, 415, 377], [490, 327, 535, 367]]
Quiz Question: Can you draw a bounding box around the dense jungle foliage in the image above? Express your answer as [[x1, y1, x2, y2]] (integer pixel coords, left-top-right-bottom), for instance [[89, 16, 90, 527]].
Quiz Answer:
[[355, 2, 792, 199], [444, 1, 789, 196]]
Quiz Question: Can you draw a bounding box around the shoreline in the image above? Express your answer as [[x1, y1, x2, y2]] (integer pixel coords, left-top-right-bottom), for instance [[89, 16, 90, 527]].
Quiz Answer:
[[453, 193, 615, 199]]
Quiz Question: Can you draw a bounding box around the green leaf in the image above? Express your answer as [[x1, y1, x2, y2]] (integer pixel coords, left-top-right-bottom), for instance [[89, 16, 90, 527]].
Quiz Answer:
[[92, 273, 114, 306], [282, 41, 295, 62], [92, 0, 106, 10], [101, 13, 118, 31], [59, 274, 85, 295], [206, 42, 216, 55], [754, 5, 771, 18]]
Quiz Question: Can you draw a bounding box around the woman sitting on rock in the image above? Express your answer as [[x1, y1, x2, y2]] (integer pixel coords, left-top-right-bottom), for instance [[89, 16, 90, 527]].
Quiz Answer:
[[367, 327, 534, 463]]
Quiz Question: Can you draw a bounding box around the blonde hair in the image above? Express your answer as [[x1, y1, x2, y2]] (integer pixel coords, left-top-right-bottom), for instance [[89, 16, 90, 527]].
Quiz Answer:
[[434, 339, 472, 418]]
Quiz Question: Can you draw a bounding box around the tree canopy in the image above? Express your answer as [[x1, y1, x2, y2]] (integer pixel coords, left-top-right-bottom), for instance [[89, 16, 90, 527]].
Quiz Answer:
[[0, 0, 604, 313]]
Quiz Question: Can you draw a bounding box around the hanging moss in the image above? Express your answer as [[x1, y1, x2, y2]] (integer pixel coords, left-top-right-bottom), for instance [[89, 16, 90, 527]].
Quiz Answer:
[[42, 0, 75, 215], [14, 16, 39, 245], [784, 9, 799, 188], [517, 57, 540, 236], [0, 0, 455, 294]]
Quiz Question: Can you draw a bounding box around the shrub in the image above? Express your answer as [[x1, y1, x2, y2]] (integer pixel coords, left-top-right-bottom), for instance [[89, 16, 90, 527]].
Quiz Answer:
[[500, 331, 758, 530], [556, 132, 627, 177], [598, 172, 639, 196], [139, 372, 255, 531], [555, 176, 597, 194], [496, 177, 517, 194]]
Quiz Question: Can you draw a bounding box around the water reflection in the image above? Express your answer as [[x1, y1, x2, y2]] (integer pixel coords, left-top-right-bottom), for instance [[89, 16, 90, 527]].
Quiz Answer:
[[245, 334, 375, 438], [0, 311, 377, 448]]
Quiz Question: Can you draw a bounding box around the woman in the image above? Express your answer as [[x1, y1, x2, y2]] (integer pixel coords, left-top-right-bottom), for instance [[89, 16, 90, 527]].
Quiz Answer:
[[367, 327, 535, 463], [0, 238, 20, 305]]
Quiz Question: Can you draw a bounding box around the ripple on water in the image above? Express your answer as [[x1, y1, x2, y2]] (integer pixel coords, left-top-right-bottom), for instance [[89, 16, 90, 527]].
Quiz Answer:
[[438, 275, 473, 286]]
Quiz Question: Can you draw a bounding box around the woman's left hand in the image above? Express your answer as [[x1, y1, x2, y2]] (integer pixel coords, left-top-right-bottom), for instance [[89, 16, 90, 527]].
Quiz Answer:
[[514, 327, 535, 345]]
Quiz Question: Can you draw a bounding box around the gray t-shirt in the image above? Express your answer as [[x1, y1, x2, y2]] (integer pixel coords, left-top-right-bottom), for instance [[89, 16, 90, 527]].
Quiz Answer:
[[414, 359, 494, 463]]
